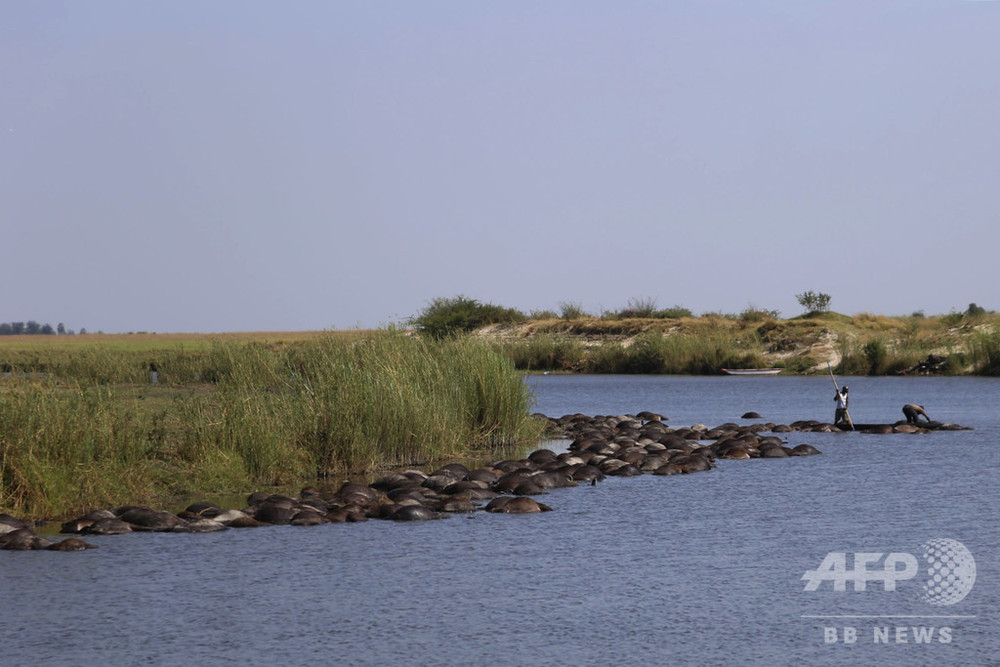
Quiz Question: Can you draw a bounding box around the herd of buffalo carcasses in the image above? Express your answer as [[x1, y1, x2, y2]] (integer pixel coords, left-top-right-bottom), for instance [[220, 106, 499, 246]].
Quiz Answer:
[[2, 411, 828, 551]]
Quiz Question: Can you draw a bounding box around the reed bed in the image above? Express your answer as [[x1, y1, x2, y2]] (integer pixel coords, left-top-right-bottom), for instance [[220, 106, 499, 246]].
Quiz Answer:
[[0, 381, 159, 517], [966, 327, 1000, 375], [835, 335, 966, 376], [0, 332, 542, 519], [497, 335, 588, 371], [588, 331, 768, 374], [499, 330, 769, 374]]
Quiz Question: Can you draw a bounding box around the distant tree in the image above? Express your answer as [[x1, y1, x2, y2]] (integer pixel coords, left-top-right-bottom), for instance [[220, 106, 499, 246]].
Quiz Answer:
[[796, 290, 832, 314], [57, 322, 66, 335], [0, 321, 62, 335], [79, 327, 87, 335]]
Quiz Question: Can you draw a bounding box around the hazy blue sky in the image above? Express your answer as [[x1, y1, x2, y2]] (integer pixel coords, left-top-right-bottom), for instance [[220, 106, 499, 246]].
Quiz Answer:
[[3, 2, 997, 333]]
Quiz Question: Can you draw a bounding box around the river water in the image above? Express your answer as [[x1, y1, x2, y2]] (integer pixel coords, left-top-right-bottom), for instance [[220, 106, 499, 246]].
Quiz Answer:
[[2, 375, 997, 665]]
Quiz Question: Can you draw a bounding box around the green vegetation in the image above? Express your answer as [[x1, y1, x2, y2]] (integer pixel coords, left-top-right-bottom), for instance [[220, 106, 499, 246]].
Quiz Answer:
[[941, 303, 995, 327], [558, 301, 589, 320], [966, 328, 1000, 375], [468, 305, 1000, 377], [738, 305, 782, 323], [498, 334, 588, 372], [601, 297, 693, 320], [5, 296, 998, 520], [410, 295, 526, 338], [0, 331, 541, 520], [966, 303, 988, 317], [586, 330, 767, 374]]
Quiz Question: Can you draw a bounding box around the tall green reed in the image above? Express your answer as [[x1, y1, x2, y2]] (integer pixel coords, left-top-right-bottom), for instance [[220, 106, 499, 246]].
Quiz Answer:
[[837, 335, 961, 375], [0, 379, 158, 517], [498, 335, 587, 371], [1, 331, 542, 518], [586, 331, 767, 374], [276, 333, 540, 472], [966, 327, 1000, 375]]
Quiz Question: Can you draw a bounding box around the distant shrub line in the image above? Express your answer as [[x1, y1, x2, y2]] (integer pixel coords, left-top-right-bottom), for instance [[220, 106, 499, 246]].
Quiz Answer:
[[409, 296, 998, 376], [411, 295, 791, 337], [0, 321, 85, 335]]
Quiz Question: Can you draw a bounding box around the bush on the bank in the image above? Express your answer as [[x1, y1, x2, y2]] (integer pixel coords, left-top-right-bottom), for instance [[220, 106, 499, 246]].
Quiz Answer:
[[739, 305, 781, 323], [611, 297, 657, 319], [411, 295, 526, 338], [834, 339, 867, 375], [603, 298, 693, 320], [966, 303, 988, 317], [863, 339, 889, 375], [657, 305, 694, 319], [558, 301, 589, 320]]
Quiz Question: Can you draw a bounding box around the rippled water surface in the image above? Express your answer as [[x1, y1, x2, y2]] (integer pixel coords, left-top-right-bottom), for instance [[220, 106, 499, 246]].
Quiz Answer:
[[2, 375, 997, 665]]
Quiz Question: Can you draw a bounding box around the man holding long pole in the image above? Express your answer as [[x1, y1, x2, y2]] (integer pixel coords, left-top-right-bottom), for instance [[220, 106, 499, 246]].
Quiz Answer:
[[828, 362, 854, 430]]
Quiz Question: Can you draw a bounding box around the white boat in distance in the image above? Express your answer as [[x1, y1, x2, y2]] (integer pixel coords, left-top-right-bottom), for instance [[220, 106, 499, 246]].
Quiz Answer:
[[721, 368, 782, 376]]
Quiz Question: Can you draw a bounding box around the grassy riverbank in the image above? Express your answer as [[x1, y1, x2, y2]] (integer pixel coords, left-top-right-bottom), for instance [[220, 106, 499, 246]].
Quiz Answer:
[[0, 331, 542, 520], [479, 310, 1000, 375], [3, 310, 998, 519]]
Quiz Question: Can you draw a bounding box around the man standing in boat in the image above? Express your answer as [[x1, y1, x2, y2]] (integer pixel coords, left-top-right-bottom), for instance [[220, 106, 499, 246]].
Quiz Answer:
[[834, 386, 849, 425], [902, 403, 930, 424]]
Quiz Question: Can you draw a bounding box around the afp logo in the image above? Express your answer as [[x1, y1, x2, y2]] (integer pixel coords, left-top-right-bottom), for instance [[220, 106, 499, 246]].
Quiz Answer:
[[802, 538, 976, 605]]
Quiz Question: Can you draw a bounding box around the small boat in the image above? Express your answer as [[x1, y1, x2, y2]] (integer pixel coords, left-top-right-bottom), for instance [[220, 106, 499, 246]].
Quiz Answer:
[[722, 368, 782, 376]]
